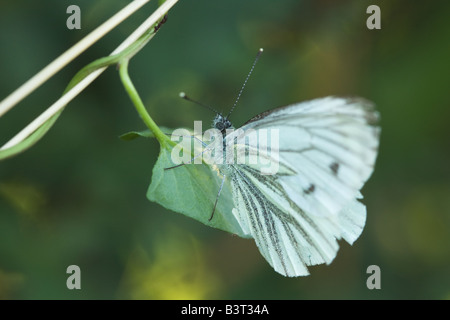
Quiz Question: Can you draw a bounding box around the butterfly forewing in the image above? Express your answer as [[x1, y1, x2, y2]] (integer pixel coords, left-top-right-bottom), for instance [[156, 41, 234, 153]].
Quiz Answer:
[[221, 97, 379, 276]]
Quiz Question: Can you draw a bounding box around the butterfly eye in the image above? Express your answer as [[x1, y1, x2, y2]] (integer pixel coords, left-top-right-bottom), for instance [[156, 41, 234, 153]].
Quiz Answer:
[[215, 122, 224, 131]]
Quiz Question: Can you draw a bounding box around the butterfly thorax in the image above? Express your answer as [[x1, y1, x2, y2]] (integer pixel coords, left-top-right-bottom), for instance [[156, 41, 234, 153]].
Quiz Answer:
[[212, 114, 234, 161], [212, 114, 233, 137]]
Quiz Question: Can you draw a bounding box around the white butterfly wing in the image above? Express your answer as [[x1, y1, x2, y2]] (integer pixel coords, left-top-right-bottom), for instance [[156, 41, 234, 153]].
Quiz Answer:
[[223, 97, 379, 276], [228, 165, 341, 276]]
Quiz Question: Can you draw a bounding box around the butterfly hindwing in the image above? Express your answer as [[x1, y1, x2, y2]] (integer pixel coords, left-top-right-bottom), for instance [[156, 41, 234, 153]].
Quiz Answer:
[[228, 164, 346, 276]]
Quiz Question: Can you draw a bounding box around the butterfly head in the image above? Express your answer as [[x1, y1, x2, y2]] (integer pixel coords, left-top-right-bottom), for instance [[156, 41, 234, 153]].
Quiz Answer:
[[212, 114, 233, 134]]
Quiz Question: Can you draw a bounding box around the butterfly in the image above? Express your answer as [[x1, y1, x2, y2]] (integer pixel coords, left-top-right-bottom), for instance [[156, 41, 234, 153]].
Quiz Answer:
[[174, 49, 380, 277]]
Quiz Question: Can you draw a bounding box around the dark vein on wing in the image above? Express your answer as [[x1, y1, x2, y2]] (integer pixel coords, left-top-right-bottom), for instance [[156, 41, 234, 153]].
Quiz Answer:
[[231, 165, 337, 269]]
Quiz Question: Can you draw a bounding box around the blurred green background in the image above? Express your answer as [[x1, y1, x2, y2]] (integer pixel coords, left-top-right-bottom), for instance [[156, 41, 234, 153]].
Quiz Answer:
[[0, 0, 449, 299]]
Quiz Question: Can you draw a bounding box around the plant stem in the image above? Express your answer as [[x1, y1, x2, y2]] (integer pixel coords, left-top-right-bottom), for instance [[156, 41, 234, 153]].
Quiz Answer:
[[0, 0, 152, 118], [0, 0, 178, 153], [119, 59, 172, 146]]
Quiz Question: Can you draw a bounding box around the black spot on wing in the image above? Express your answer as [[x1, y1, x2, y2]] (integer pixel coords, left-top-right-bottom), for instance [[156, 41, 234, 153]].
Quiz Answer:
[[303, 184, 315, 195], [330, 162, 339, 175], [230, 165, 340, 273]]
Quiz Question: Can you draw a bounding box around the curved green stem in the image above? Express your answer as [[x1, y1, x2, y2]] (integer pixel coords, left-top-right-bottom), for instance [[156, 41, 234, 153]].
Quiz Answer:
[[0, 3, 174, 161], [65, 28, 154, 94], [119, 59, 173, 147]]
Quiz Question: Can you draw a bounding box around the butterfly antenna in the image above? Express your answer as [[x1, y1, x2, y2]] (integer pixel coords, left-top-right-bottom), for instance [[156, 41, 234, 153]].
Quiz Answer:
[[226, 48, 263, 119], [179, 92, 221, 115]]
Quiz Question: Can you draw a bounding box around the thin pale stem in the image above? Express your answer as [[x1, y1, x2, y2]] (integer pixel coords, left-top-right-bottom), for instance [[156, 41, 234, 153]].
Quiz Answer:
[[0, 0, 179, 151], [0, 0, 152, 118]]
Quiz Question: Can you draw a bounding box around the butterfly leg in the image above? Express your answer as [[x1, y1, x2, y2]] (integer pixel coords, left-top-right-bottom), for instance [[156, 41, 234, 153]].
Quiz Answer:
[[164, 150, 204, 170], [164, 142, 217, 170], [164, 133, 211, 170], [164, 132, 207, 147], [209, 173, 226, 221]]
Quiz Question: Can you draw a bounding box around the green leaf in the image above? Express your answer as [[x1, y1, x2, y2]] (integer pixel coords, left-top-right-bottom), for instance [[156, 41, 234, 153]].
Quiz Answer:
[[147, 142, 249, 238], [119, 126, 172, 141], [119, 129, 155, 141]]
